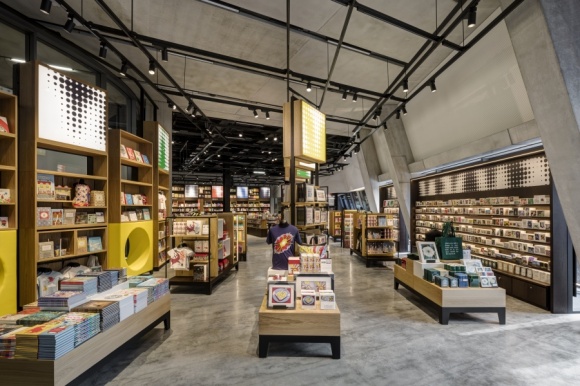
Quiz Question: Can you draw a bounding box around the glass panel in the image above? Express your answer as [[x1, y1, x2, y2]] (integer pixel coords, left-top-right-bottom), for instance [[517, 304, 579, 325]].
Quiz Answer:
[[37, 148, 89, 175], [0, 22, 26, 91], [107, 82, 128, 131], [37, 41, 97, 85]]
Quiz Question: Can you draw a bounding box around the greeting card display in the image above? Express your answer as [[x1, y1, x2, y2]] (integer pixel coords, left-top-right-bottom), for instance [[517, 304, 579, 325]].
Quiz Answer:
[[37, 174, 55, 200], [120, 145, 128, 159], [295, 273, 334, 297], [417, 241, 440, 263], [267, 282, 296, 309], [37, 207, 52, 227], [0, 189, 11, 203]]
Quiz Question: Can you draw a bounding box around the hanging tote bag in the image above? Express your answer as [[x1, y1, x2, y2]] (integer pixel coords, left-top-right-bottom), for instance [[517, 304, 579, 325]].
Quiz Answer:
[[436, 222, 463, 260]]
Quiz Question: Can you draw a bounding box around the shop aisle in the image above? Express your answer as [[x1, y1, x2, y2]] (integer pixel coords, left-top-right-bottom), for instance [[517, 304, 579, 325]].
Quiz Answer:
[[75, 235, 580, 386]]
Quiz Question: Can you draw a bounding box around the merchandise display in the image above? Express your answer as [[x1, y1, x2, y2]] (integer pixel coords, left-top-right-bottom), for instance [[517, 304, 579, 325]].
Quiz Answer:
[[351, 213, 398, 267], [266, 221, 302, 270]]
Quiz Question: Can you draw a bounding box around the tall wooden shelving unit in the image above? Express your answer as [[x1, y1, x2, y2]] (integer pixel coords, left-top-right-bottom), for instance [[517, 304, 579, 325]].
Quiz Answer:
[[379, 185, 409, 253], [18, 62, 109, 306], [233, 213, 247, 262], [143, 121, 171, 270], [329, 211, 342, 242], [341, 209, 356, 249], [0, 90, 18, 315], [108, 129, 153, 276], [351, 213, 398, 267]]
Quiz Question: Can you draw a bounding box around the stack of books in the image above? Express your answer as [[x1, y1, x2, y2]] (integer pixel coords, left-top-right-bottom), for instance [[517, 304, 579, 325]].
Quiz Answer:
[[105, 270, 119, 287], [60, 277, 99, 296], [128, 275, 153, 288], [72, 301, 120, 331], [15, 323, 62, 359], [106, 267, 127, 283], [38, 324, 76, 359], [117, 288, 148, 313], [54, 312, 101, 347], [136, 278, 170, 301], [77, 271, 114, 293], [38, 291, 87, 311], [16, 311, 67, 326], [92, 292, 135, 321], [0, 326, 27, 359]]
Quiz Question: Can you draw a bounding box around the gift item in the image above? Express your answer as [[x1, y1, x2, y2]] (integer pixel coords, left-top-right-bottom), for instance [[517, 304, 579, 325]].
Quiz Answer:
[[90, 191, 106, 207], [301, 290, 316, 309], [72, 180, 91, 207]]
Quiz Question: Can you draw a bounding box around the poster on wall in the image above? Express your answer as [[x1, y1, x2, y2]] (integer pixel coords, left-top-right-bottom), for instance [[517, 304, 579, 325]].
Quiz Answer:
[[158, 125, 170, 172], [184, 185, 198, 198], [260, 187, 271, 199], [212, 186, 223, 199], [237, 187, 248, 199], [38, 64, 107, 151]]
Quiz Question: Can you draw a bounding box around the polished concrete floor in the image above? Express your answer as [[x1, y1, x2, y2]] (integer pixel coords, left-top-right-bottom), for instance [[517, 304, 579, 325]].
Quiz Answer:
[[75, 235, 580, 386]]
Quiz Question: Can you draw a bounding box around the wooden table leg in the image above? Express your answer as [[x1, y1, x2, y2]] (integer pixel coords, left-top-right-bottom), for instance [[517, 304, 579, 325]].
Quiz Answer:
[[163, 311, 171, 330], [330, 337, 341, 359], [394, 279, 400, 290], [258, 336, 269, 358]]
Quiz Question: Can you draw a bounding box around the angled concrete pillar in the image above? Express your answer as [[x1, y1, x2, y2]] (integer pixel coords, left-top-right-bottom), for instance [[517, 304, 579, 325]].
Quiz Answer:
[[357, 129, 381, 212], [501, 0, 580, 252]]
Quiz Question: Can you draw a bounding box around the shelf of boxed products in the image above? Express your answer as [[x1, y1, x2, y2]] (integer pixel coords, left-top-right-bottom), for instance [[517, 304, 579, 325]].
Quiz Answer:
[[341, 210, 356, 249], [233, 214, 247, 262], [352, 213, 398, 261], [329, 211, 342, 240]]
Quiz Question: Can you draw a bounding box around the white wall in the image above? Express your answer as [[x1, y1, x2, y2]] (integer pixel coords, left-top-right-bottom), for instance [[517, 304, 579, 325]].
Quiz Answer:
[[319, 154, 365, 193], [404, 10, 534, 162]]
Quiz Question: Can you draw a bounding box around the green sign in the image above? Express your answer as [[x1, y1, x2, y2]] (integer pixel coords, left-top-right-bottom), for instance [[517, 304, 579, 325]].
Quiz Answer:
[[296, 169, 311, 179]]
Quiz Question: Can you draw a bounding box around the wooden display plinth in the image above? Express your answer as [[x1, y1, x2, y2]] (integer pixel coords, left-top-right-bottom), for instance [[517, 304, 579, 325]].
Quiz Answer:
[[0, 294, 170, 386], [258, 296, 340, 359], [351, 248, 396, 267], [394, 260, 506, 325]]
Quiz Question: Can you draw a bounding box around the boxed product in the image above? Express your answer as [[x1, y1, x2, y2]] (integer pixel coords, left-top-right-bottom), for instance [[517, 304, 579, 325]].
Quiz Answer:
[[452, 272, 468, 287], [434, 275, 449, 288], [301, 290, 316, 310], [193, 264, 208, 281], [423, 268, 440, 283], [446, 276, 459, 287], [288, 257, 301, 275], [467, 273, 480, 287], [319, 290, 336, 310]]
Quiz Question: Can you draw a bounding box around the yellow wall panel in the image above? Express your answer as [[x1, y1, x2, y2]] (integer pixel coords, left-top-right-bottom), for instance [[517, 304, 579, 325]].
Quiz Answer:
[[0, 230, 17, 316], [108, 221, 153, 276]]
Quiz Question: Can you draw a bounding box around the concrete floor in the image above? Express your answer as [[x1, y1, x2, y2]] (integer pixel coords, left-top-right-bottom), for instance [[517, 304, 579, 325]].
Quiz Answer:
[[74, 235, 580, 386]]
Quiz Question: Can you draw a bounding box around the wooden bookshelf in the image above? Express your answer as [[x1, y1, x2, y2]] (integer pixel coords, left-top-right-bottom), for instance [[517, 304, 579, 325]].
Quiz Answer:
[[329, 210, 342, 241], [351, 213, 398, 267], [233, 213, 247, 262]]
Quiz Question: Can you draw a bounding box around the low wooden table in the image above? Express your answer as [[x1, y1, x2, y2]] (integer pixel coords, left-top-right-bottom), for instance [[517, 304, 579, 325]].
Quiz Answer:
[[258, 296, 341, 359], [394, 260, 506, 325]]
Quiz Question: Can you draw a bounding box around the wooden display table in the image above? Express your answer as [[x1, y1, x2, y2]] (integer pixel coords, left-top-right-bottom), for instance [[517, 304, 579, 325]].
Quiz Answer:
[[0, 294, 170, 386], [258, 296, 341, 359], [394, 260, 506, 325]]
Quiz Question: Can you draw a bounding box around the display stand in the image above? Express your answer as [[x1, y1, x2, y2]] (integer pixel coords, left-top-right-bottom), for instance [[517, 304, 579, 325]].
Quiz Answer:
[[233, 213, 247, 262], [351, 213, 397, 267], [379, 185, 409, 253], [0, 294, 170, 386], [329, 210, 342, 242], [247, 215, 268, 237], [341, 210, 356, 249], [394, 259, 506, 325], [258, 296, 340, 359]]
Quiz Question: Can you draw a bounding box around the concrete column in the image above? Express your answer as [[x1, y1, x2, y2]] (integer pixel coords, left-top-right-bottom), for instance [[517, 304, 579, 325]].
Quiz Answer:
[[501, 0, 580, 252], [357, 129, 381, 212]]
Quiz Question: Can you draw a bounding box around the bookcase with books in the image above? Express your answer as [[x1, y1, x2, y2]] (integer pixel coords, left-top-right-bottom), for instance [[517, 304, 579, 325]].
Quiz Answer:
[[18, 62, 109, 306], [281, 183, 329, 232], [341, 209, 357, 249], [233, 214, 247, 262], [108, 129, 154, 276], [168, 213, 237, 294], [143, 121, 171, 269], [379, 184, 409, 253], [0, 89, 18, 315], [329, 211, 342, 241], [351, 212, 398, 267]]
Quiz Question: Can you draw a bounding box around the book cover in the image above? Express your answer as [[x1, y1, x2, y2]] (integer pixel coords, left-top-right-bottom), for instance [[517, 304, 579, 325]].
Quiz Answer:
[[0, 116, 10, 133], [141, 194, 148, 205], [63, 209, 76, 225], [125, 193, 134, 205], [126, 147, 136, 160], [77, 237, 88, 253], [37, 174, 55, 200], [133, 194, 143, 205], [38, 241, 54, 259], [0, 189, 10, 203], [141, 154, 150, 164], [75, 212, 88, 224], [121, 191, 126, 205], [87, 214, 97, 224], [95, 212, 105, 223], [37, 207, 52, 227], [120, 144, 129, 159], [88, 237, 103, 252], [121, 212, 130, 222], [0, 217, 8, 228], [134, 150, 143, 163], [136, 209, 144, 221], [51, 209, 63, 226], [142, 208, 151, 220], [128, 211, 138, 221]]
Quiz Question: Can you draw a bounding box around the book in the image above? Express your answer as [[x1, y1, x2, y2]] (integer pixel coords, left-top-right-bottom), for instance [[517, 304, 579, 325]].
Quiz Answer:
[[0, 189, 11, 203], [87, 214, 97, 224], [88, 237, 103, 252], [141, 195, 148, 205], [95, 212, 105, 223], [141, 154, 150, 164], [77, 237, 88, 253], [37, 174, 55, 200], [121, 212, 130, 222], [142, 208, 151, 221], [135, 209, 144, 221], [134, 150, 143, 163], [120, 144, 129, 159], [126, 147, 136, 160], [125, 193, 133, 205], [0, 116, 10, 133], [51, 209, 63, 226], [0, 217, 8, 228], [121, 192, 126, 205], [133, 194, 143, 205], [38, 241, 54, 259], [63, 209, 76, 225], [37, 207, 52, 227], [75, 212, 88, 224], [128, 211, 138, 221]]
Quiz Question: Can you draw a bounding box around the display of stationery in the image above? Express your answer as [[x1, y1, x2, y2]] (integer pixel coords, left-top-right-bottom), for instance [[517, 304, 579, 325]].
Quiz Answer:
[[36, 174, 55, 200]]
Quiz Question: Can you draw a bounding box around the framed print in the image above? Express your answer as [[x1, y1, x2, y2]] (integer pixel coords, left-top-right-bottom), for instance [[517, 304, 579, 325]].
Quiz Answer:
[[267, 282, 296, 309], [305, 184, 315, 202], [416, 241, 440, 263], [295, 273, 334, 297], [316, 189, 326, 202]]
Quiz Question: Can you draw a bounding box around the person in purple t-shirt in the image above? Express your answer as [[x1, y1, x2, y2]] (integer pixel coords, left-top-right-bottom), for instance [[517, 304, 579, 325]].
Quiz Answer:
[[266, 218, 302, 270]]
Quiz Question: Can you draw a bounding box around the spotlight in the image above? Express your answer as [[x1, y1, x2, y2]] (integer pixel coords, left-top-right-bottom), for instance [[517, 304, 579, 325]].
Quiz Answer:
[[402, 106, 407, 115], [239, 132, 243, 137], [265, 137, 269, 141], [396, 109, 401, 119], [98, 42, 107, 59], [383, 122, 388, 130], [217, 154, 221, 158], [353, 145, 360, 155], [161, 47, 169, 62], [266, 111, 270, 120], [40, 0, 52, 14], [430, 79, 437, 93], [253, 109, 259, 118], [342, 90, 347, 100], [344, 154, 347, 161], [191, 108, 197, 118], [402, 78, 409, 93], [352, 93, 358, 103], [148, 60, 156, 75], [187, 101, 194, 113], [468, 5, 477, 28], [63, 14, 75, 33], [273, 136, 278, 141], [373, 107, 382, 122], [120, 61, 128, 77], [306, 81, 312, 92]]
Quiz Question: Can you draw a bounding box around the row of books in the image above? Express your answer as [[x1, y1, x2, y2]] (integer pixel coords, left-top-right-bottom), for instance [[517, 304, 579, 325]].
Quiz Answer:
[[38, 236, 103, 259], [121, 192, 148, 206], [120, 144, 150, 164], [120, 209, 151, 222], [37, 208, 105, 227]]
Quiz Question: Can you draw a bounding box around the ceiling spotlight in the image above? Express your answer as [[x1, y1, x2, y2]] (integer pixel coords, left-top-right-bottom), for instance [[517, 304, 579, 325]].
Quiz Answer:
[[343, 155, 347, 161], [468, 5, 477, 28], [430, 79, 437, 93], [253, 109, 259, 118], [217, 154, 221, 158], [396, 109, 401, 119], [402, 106, 408, 115], [187, 101, 194, 113], [266, 111, 270, 120], [161, 47, 169, 62], [268, 151, 271, 154], [373, 107, 382, 122], [98, 42, 107, 59], [306, 81, 312, 92], [383, 122, 388, 130], [342, 90, 347, 100], [239, 132, 243, 137], [353, 145, 360, 155], [63, 14, 75, 33], [265, 137, 269, 141], [148, 60, 156, 75], [119, 61, 128, 77], [273, 136, 278, 141], [40, 0, 52, 14], [352, 93, 358, 103], [191, 108, 197, 118], [402, 78, 409, 93]]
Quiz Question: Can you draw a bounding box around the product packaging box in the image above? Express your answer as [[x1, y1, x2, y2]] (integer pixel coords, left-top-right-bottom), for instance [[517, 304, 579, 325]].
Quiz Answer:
[[424, 268, 440, 282], [453, 272, 469, 287], [467, 273, 480, 287], [288, 257, 301, 275], [446, 276, 459, 287], [319, 290, 336, 310], [434, 275, 449, 288], [413, 261, 444, 278], [301, 290, 316, 309]]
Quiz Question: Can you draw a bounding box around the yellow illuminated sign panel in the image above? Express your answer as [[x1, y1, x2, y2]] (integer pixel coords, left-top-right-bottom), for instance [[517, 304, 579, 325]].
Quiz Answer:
[[283, 100, 326, 164]]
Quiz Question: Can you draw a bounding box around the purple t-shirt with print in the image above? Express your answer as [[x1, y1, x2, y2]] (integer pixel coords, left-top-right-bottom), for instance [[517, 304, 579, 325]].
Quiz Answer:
[[266, 223, 302, 270]]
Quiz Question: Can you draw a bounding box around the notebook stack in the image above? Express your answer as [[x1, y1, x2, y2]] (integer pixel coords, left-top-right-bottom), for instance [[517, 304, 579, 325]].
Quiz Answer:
[[54, 312, 101, 347], [22, 301, 39, 310], [72, 301, 120, 331], [0, 313, 30, 326], [128, 275, 153, 288], [105, 270, 119, 287], [38, 291, 87, 311], [15, 323, 62, 359], [117, 288, 148, 313], [0, 326, 27, 359], [16, 311, 67, 326], [60, 277, 99, 296], [136, 278, 170, 301], [38, 324, 76, 359], [77, 271, 114, 293], [92, 292, 135, 321], [106, 268, 127, 283]]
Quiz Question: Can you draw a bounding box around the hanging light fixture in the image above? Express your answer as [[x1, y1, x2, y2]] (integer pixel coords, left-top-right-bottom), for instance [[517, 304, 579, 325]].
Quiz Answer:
[[63, 14, 75, 33], [186, 101, 194, 113], [148, 60, 156, 75], [430, 79, 437, 93], [396, 110, 401, 119], [306, 81, 312, 92], [353, 145, 360, 155], [191, 108, 197, 118], [161, 47, 169, 62], [98, 42, 107, 59], [273, 136, 278, 141], [352, 93, 358, 103], [239, 132, 243, 137], [119, 61, 128, 77], [468, 5, 477, 28], [266, 111, 270, 120], [253, 109, 259, 118], [342, 90, 347, 100], [40, 0, 52, 14], [402, 78, 409, 93], [402, 106, 408, 115]]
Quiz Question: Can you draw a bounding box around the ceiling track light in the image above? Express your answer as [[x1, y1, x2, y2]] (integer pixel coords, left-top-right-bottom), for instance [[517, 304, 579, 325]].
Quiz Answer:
[[191, 108, 197, 118], [98, 42, 107, 59], [402, 106, 408, 115], [40, 0, 52, 14], [239, 132, 243, 137], [396, 109, 401, 119], [161, 47, 169, 62], [306, 81, 312, 92], [266, 111, 270, 120], [352, 93, 358, 103], [353, 145, 360, 155], [430, 79, 437, 93], [148, 60, 156, 75], [63, 14, 75, 33], [253, 109, 259, 118], [187, 101, 194, 113], [342, 90, 347, 100], [119, 61, 128, 77], [468, 5, 477, 28], [273, 136, 278, 141], [402, 78, 409, 93]]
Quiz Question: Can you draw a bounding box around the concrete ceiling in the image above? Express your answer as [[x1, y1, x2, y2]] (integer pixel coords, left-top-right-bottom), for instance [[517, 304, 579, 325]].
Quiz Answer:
[[0, 0, 504, 180]]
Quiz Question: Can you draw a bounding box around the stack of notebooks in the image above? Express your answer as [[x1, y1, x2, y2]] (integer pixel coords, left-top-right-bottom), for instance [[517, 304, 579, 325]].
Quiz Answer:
[[77, 271, 114, 293], [54, 312, 101, 347], [37, 324, 76, 359], [16, 311, 67, 326], [106, 267, 127, 283], [128, 275, 153, 288], [92, 292, 135, 321], [38, 291, 87, 311], [15, 323, 62, 359], [72, 301, 120, 331], [105, 270, 119, 287], [0, 326, 27, 359], [136, 278, 170, 301], [117, 288, 148, 313], [60, 277, 99, 296]]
